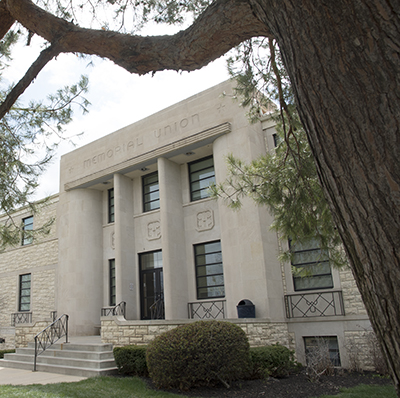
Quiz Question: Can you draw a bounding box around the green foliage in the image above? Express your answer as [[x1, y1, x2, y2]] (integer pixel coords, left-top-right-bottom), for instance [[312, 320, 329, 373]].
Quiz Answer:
[[113, 345, 148, 376], [249, 344, 300, 379], [146, 320, 251, 390], [0, 349, 15, 358]]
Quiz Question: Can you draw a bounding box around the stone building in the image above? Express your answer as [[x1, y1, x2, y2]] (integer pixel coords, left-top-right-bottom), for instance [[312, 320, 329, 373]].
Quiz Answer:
[[0, 80, 374, 368]]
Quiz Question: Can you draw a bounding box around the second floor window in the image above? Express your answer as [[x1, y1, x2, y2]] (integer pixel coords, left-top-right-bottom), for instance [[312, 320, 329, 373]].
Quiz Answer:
[[22, 216, 33, 245], [108, 188, 114, 223], [189, 156, 215, 201], [143, 172, 160, 212], [290, 238, 333, 291]]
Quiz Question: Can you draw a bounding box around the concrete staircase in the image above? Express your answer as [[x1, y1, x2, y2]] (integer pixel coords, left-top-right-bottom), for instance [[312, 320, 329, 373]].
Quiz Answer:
[[0, 337, 118, 377]]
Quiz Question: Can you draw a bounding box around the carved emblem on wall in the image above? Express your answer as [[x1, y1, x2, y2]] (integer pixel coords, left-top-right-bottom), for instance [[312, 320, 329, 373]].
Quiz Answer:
[[147, 221, 161, 240], [111, 231, 115, 249], [196, 210, 214, 231]]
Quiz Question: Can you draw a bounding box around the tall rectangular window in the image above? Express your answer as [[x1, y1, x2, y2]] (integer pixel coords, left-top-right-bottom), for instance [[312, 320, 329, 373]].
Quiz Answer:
[[189, 156, 215, 201], [290, 238, 333, 291], [143, 172, 160, 212], [19, 273, 31, 311], [109, 259, 116, 306], [108, 188, 115, 223], [22, 216, 33, 245], [304, 336, 341, 366], [194, 241, 224, 299]]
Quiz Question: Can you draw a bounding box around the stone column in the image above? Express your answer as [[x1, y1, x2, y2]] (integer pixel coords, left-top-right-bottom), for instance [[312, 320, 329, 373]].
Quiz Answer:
[[57, 188, 103, 336], [114, 173, 137, 320], [158, 157, 188, 320]]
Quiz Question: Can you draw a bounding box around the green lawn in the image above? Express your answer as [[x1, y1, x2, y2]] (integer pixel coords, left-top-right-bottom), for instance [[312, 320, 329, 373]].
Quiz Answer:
[[0, 376, 190, 398], [314, 384, 396, 398], [0, 377, 396, 398]]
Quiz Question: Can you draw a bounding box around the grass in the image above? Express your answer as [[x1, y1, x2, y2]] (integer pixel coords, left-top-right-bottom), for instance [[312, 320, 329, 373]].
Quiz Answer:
[[313, 384, 396, 398], [0, 377, 396, 398], [0, 376, 190, 398]]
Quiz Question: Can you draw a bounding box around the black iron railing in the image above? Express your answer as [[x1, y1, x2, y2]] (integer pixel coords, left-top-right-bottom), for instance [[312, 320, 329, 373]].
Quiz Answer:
[[284, 290, 345, 318], [34, 314, 69, 371], [101, 301, 126, 318], [188, 300, 226, 319], [50, 311, 57, 321], [11, 312, 32, 326], [150, 298, 165, 320]]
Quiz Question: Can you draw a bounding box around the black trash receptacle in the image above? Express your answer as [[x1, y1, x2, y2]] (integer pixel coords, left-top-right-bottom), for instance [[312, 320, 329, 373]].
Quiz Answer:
[[237, 299, 255, 318]]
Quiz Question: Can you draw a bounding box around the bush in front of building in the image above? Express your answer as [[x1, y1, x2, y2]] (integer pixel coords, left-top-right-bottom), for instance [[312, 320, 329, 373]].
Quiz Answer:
[[113, 345, 148, 376], [0, 349, 15, 358], [146, 320, 251, 390], [249, 344, 300, 379]]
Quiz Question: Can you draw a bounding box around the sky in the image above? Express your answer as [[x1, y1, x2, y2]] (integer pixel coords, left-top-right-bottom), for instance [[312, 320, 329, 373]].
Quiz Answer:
[[6, 22, 231, 200]]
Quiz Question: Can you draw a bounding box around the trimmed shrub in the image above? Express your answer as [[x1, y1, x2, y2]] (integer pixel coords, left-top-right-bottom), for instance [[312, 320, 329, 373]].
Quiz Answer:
[[0, 349, 15, 359], [146, 320, 251, 390], [113, 345, 148, 376], [249, 344, 300, 379]]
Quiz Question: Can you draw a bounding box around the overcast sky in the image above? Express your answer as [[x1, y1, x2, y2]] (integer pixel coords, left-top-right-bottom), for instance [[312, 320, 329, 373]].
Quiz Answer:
[[6, 25, 230, 200]]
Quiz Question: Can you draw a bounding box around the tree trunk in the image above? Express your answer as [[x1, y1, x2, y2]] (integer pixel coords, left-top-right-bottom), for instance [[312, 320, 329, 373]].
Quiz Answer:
[[250, 0, 400, 394]]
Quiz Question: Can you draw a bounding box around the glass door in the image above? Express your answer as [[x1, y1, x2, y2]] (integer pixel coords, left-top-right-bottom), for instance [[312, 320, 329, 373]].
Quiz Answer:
[[139, 251, 164, 320]]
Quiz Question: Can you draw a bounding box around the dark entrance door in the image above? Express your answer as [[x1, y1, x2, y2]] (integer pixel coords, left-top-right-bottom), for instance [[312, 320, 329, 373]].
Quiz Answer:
[[139, 251, 164, 320]]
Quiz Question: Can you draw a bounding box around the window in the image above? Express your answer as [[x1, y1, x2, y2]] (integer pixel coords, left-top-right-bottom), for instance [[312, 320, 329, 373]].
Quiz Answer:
[[19, 274, 31, 312], [194, 241, 224, 299], [22, 216, 33, 245], [142, 172, 160, 212], [189, 156, 215, 201], [109, 259, 116, 306], [304, 336, 341, 366], [108, 188, 114, 223], [290, 238, 333, 291]]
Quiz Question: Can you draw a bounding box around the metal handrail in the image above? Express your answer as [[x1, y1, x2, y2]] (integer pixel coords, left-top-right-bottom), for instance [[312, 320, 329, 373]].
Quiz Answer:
[[101, 301, 126, 317], [188, 300, 226, 319], [150, 298, 165, 319], [33, 314, 69, 371], [11, 312, 32, 326], [284, 290, 345, 318]]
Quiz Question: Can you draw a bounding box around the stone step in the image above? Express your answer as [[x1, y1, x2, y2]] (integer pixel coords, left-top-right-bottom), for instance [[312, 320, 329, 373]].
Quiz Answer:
[[0, 337, 118, 377]]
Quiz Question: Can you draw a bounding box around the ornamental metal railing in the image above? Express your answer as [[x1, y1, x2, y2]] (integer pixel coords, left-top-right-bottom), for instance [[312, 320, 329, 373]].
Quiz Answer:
[[284, 290, 345, 318], [11, 312, 32, 326], [34, 314, 69, 371], [188, 300, 226, 320], [150, 297, 165, 320], [101, 301, 126, 318], [50, 311, 57, 321]]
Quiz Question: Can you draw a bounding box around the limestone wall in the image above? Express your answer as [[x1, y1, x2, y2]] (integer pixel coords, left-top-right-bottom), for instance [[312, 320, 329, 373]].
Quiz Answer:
[[101, 317, 292, 349], [14, 320, 52, 348], [339, 267, 367, 316]]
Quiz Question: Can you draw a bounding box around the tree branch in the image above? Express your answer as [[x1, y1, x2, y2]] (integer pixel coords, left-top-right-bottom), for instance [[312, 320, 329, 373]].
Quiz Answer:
[[0, 0, 15, 40], [6, 0, 270, 75], [0, 44, 61, 120]]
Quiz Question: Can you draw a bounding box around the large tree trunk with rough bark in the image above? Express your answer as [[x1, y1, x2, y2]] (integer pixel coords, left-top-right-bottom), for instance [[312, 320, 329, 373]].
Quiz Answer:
[[250, 0, 400, 394], [2, 0, 400, 394]]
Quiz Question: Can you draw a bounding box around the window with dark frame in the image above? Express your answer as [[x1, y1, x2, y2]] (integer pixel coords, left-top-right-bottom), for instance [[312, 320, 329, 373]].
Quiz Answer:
[[142, 172, 160, 212], [109, 259, 116, 306], [304, 336, 341, 366], [194, 241, 225, 299], [19, 273, 31, 312], [189, 156, 215, 202], [108, 188, 115, 223], [22, 216, 33, 245], [290, 238, 333, 291]]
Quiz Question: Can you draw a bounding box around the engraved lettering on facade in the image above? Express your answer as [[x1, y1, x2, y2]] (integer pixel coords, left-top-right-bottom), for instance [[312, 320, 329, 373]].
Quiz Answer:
[[153, 114, 200, 139], [196, 210, 214, 231], [83, 136, 143, 168], [147, 221, 161, 241]]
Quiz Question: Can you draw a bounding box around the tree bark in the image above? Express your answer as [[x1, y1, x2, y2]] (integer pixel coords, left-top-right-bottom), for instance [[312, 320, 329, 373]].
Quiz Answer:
[[0, 0, 15, 40], [249, 0, 400, 394], [3, 0, 400, 395]]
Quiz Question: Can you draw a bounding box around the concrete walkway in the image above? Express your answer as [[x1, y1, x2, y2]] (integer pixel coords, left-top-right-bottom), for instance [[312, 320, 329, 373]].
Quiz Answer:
[[0, 366, 87, 385]]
